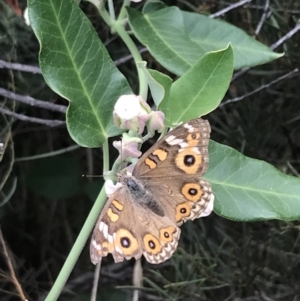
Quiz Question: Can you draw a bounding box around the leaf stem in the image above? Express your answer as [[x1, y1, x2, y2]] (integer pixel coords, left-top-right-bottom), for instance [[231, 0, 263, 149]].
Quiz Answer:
[[118, 0, 131, 22], [114, 24, 148, 99], [98, 5, 113, 26], [102, 139, 110, 173], [110, 155, 123, 175], [98, 3, 148, 99], [107, 0, 116, 21]]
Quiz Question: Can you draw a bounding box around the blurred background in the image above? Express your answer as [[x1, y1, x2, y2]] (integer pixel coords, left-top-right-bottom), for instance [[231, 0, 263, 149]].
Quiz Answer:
[[0, 0, 300, 300]]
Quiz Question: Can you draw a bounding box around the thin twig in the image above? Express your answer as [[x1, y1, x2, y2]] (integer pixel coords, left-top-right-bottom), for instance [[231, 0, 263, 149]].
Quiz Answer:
[[15, 145, 80, 162], [255, 0, 270, 35], [270, 22, 300, 50], [91, 262, 101, 301], [0, 107, 65, 127], [221, 68, 299, 107], [210, 0, 252, 18], [0, 47, 148, 77], [231, 68, 249, 82], [233, 0, 271, 81], [0, 48, 148, 121], [0, 88, 67, 113], [246, 4, 300, 14], [233, 22, 300, 81], [0, 229, 28, 301], [133, 258, 143, 301], [0, 177, 17, 206], [114, 47, 148, 66], [0, 59, 42, 74]]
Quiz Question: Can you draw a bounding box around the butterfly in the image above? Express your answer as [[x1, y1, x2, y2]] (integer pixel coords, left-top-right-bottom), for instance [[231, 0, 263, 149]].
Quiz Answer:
[[90, 118, 214, 264]]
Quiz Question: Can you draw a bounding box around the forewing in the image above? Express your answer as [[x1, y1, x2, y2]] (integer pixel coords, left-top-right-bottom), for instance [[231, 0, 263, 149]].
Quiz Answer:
[[133, 118, 211, 178]]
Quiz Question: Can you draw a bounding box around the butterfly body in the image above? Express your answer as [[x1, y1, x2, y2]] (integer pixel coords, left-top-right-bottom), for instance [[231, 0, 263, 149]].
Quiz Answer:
[[90, 118, 213, 264], [119, 172, 165, 216]]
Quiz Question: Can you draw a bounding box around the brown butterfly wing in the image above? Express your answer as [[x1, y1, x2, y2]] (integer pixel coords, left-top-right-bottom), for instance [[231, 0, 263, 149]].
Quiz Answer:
[[144, 178, 213, 226], [90, 188, 142, 264], [90, 118, 212, 264], [132, 118, 212, 225], [90, 185, 181, 264], [133, 118, 211, 178]]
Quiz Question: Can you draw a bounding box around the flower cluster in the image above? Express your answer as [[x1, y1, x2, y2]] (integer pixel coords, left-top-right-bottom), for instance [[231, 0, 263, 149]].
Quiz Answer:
[[113, 95, 164, 135]]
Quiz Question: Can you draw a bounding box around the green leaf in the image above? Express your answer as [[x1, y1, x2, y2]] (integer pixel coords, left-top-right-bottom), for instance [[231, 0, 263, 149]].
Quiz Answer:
[[160, 45, 234, 125], [28, 0, 132, 147], [205, 141, 300, 221], [142, 66, 173, 107], [142, 1, 167, 14], [127, 6, 283, 75]]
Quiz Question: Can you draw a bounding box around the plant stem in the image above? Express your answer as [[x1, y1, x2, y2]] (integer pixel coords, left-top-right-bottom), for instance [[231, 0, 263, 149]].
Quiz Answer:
[[45, 187, 107, 301], [102, 139, 110, 173], [114, 24, 148, 99], [118, 0, 131, 22], [98, 3, 148, 99], [107, 0, 116, 21], [45, 139, 111, 301], [98, 5, 113, 26]]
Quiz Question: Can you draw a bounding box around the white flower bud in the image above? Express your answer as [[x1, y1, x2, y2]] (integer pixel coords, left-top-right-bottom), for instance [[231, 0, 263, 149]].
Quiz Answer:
[[147, 111, 165, 134], [113, 95, 151, 134], [113, 133, 142, 161]]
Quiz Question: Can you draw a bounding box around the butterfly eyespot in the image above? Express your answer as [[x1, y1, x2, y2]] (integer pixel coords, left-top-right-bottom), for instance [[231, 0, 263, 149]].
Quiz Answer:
[[115, 229, 139, 255], [187, 133, 200, 141], [176, 202, 191, 222], [180, 208, 187, 213], [159, 226, 176, 243], [175, 149, 202, 174], [148, 240, 156, 249], [181, 183, 203, 202], [188, 188, 197, 195], [184, 155, 195, 166], [120, 237, 131, 248], [143, 234, 161, 254]]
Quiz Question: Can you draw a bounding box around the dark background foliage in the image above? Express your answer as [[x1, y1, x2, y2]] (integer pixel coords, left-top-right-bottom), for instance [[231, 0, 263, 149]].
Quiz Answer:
[[1, 0, 300, 300]]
